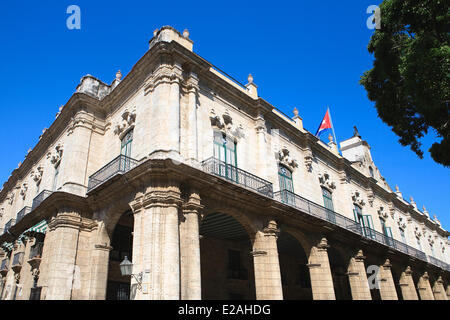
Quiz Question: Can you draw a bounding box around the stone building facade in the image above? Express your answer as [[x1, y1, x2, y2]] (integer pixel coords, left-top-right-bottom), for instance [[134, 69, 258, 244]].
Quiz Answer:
[[0, 26, 449, 300]]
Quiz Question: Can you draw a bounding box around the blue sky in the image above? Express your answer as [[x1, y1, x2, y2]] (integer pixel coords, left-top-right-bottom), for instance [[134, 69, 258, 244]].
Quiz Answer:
[[0, 1, 448, 230]]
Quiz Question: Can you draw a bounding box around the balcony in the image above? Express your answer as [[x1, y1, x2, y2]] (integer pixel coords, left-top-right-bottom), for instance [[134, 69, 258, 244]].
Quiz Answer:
[[11, 252, 24, 273], [274, 190, 429, 264], [32, 190, 53, 210], [16, 206, 32, 224], [4, 219, 16, 234], [274, 190, 362, 235], [202, 157, 273, 198], [0, 258, 9, 277], [87, 155, 139, 193], [28, 242, 44, 270], [428, 256, 450, 272]]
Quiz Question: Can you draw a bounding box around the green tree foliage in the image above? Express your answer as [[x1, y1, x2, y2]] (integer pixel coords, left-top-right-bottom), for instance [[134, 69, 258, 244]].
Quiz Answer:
[[360, 0, 449, 167]]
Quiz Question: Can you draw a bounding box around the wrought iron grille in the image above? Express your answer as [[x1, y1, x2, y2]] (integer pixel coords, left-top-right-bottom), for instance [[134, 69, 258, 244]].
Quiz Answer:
[[274, 190, 429, 264], [274, 190, 362, 235], [32, 190, 53, 210], [29, 287, 42, 300], [428, 256, 450, 272], [29, 242, 44, 259], [202, 157, 273, 198], [16, 206, 32, 223], [12, 252, 24, 266], [4, 219, 16, 233], [87, 155, 139, 192]]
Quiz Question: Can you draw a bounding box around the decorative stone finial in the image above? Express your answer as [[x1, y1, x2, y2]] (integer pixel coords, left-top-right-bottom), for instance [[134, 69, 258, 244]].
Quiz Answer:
[[328, 133, 334, 143], [395, 185, 399, 192], [293, 107, 299, 117], [247, 74, 254, 84], [183, 29, 190, 38], [153, 29, 159, 37], [422, 206, 429, 217], [116, 70, 122, 81]]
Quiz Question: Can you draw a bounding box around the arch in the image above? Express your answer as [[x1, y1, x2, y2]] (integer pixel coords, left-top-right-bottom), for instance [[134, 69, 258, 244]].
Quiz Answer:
[[199, 211, 256, 300], [327, 245, 352, 300], [277, 230, 312, 300], [105, 210, 134, 300]]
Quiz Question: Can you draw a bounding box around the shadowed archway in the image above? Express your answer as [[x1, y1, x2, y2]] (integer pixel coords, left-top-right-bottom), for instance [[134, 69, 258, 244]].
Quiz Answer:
[[277, 231, 312, 300], [199, 212, 255, 300], [328, 247, 352, 300]]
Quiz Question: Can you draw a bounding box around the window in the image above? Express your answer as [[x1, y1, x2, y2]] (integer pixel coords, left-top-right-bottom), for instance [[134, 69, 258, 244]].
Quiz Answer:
[[214, 131, 238, 181], [52, 164, 60, 192], [322, 188, 334, 211], [36, 182, 41, 196], [354, 205, 375, 238], [430, 244, 435, 257], [399, 228, 407, 244], [380, 218, 393, 246], [121, 130, 133, 158], [417, 238, 423, 251], [278, 165, 294, 204], [369, 166, 374, 178]]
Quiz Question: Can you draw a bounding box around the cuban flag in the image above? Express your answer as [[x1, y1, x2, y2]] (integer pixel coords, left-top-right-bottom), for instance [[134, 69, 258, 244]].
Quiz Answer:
[[315, 109, 333, 138]]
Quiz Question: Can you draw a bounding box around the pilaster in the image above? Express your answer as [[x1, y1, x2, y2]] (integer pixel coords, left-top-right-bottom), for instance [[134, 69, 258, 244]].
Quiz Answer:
[[347, 250, 371, 300], [417, 272, 435, 300], [399, 266, 419, 300], [378, 259, 398, 300]]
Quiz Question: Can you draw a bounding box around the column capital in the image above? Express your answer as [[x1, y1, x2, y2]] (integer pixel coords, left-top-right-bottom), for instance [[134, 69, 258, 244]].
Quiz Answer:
[[421, 271, 429, 280], [404, 266, 413, 275], [382, 258, 392, 269], [354, 250, 366, 262], [262, 220, 280, 238], [316, 237, 330, 251]]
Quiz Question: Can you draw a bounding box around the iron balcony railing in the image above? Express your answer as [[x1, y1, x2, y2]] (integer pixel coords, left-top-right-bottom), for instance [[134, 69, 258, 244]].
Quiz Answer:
[[29, 242, 44, 260], [428, 256, 450, 272], [202, 157, 274, 198], [274, 190, 429, 263], [16, 206, 32, 224], [87, 155, 139, 192], [12, 252, 24, 266], [4, 219, 16, 234], [32, 190, 53, 210], [274, 190, 363, 235]]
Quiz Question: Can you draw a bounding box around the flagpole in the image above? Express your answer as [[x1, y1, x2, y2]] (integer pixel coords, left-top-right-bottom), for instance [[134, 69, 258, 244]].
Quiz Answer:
[[328, 106, 339, 151]]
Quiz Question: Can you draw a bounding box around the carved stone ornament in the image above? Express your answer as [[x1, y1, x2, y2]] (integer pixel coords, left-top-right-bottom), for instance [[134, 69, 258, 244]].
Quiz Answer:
[[441, 243, 446, 254], [6, 192, 14, 205], [367, 189, 374, 207], [378, 206, 388, 220], [30, 165, 44, 184], [20, 183, 28, 200], [397, 216, 407, 230], [304, 149, 313, 172], [14, 273, 20, 284], [0, 207, 3, 218], [414, 226, 422, 239], [318, 171, 336, 191], [47, 143, 64, 167], [278, 147, 298, 171], [351, 190, 365, 207], [427, 234, 435, 247], [209, 109, 245, 139], [114, 108, 137, 138]]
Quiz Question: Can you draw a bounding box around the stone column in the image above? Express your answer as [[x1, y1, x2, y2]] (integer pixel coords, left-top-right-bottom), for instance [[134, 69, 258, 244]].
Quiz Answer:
[[255, 112, 268, 180], [378, 259, 398, 300], [44, 209, 82, 300], [347, 250, 371, 300], [399, 266, 419, 300], [252, 220, 283, 300], [417, 272, 435, 300], [432, 276, 448, 300], [447, 284, 450, 300], [185, 71, 199, 163], [179, 188, 203, 300], [87, 243, 112, 300], [130, 179, 182, 300], [307, 238, 335, 300]]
